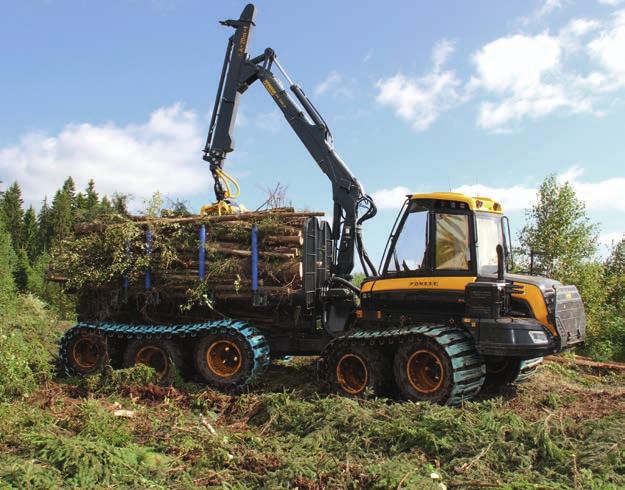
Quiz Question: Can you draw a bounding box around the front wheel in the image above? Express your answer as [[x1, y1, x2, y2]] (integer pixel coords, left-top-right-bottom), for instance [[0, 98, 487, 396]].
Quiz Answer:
[[393, 327, 486, 405]]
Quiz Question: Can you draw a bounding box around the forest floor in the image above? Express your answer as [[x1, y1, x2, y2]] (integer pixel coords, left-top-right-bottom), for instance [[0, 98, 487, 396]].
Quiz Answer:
[[1, 312, 624, 489]]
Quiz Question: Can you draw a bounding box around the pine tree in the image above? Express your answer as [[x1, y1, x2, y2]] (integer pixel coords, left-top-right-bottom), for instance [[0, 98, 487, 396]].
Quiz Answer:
[[0, 220, 16, 305], [23, 206, 39, 261], [85, 179, 99, 218], [111, 192, 129, 215], [13, 248, 32, 292], [62, 177, 76, 201], [38, 197, 53, 252], [50, 188, 74, 244], [0, 181, 25, 251], [100, 195, 113, 214]]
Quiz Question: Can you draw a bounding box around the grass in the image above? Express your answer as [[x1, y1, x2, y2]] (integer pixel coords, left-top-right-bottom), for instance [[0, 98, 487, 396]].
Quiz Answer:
[[1, 299, 624, 489]]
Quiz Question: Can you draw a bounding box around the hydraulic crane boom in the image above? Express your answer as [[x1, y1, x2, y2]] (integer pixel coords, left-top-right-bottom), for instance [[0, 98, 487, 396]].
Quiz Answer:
[[203, 3, 377, 278]]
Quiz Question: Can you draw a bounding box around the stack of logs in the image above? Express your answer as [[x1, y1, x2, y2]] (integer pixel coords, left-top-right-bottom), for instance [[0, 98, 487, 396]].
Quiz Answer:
[[64, 208, 324, 303]]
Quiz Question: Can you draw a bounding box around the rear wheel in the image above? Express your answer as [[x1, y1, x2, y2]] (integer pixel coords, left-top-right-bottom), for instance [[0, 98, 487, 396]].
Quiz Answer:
[[327, 345, 387, 398], [65, 330, 108, 376], [194, 331, 258, 389], [123, 339, 182, 383]]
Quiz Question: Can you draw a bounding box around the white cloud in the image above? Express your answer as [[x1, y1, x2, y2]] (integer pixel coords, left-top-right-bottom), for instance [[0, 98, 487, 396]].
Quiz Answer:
[[371, 186, 412, 210], [599, 0, 624, 6], [468, 33, 595, 129], [520, 0, 564, 26], [588, 10, 625, 88], [314, 71, 342, 96], [432, 39, 455, 70], [0, 104, 211, 209], [375, 39, 462, 131], [371, 166, 625, 212]]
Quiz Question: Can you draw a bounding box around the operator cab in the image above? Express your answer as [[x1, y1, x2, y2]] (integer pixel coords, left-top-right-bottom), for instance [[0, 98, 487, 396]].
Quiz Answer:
[[380, 192, 509, 279]]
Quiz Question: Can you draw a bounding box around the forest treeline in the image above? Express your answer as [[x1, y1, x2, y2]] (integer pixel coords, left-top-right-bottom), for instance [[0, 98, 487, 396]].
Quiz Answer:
[[0, 175, 624, 360]]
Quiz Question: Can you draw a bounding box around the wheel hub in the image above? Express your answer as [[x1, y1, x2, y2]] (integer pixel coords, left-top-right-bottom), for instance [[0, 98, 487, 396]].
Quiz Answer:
[[406, 349, 444, 394], [206, 340, 242, 377], [72, 337, 101, 370], [135, 346, 169, 378], [336, 353, 368, 395]]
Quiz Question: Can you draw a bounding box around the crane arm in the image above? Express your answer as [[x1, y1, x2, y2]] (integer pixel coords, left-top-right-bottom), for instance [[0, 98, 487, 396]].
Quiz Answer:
[[203, 4, 377, 278]]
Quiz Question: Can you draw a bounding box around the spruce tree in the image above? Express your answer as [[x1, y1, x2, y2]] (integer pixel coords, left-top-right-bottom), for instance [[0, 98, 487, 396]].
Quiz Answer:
[[85, 179, 99, 218], [50, 188, 74, 244], [0, 181, 25, 251], [37, 197, 53, 252], [23, 206, 39, 261], [0, 220, 16, 305]]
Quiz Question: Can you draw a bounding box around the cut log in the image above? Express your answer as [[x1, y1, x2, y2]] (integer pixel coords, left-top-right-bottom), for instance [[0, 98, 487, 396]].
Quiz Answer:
[[546, 355, 625, 371]]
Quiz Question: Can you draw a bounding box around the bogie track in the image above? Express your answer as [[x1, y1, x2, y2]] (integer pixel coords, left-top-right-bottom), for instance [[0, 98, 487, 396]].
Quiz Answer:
[[322, 325, 486, 406], [59, 319, 271, 388]]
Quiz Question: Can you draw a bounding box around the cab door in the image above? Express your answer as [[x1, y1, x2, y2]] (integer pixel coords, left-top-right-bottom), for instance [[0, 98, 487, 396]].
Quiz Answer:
[[361, 199, 477, 323]]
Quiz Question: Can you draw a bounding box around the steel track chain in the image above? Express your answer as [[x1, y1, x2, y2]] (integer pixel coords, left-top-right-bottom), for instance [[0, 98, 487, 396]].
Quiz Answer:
[[516, 357, 544, 383], [321, 324, 486, 406], [59, 319, 271, 386]]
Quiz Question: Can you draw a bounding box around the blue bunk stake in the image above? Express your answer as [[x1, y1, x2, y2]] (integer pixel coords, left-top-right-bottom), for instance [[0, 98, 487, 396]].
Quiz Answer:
[[145, 228, 152, 290], [199, 224, 206, 280], [251, 224, 259, 293]]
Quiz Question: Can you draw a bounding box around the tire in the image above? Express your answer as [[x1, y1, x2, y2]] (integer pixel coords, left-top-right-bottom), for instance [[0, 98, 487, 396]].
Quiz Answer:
[[326, 344, 387, 398], [122, 338, 182, 384], [193, 331, 257, 389], [65, 330, 108, 376], [394, 335, 456, 404]]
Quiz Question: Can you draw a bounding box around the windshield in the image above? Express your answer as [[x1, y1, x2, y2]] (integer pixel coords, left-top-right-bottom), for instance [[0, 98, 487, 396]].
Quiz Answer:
[[476, 214, 504, 275]]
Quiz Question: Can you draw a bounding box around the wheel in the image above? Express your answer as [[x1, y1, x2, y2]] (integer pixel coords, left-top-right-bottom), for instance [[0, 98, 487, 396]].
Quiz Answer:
[[65, 330, 108, 376], [393, 328, 485, 405], [326, 344, 387, 398], [123, 338, 182, 384], [194, 330, 261, 389]]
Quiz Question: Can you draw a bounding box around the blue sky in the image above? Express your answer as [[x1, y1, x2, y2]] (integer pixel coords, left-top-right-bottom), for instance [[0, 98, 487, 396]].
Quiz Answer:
[[1, 0, 624, 264]]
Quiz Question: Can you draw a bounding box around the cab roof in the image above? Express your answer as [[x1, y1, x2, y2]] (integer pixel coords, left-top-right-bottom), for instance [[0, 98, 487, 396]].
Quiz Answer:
[[408, 192, 503, 214]]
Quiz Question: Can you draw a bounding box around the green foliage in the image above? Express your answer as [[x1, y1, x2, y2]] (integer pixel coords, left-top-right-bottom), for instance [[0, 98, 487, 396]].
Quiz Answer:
[[0, 221, 16, 305], [0, 294, 57, 401], [352, 272, 366, 288], [518, 174, 599, 283], [22, 205, 40, 260], [0, 181, 25, 250]]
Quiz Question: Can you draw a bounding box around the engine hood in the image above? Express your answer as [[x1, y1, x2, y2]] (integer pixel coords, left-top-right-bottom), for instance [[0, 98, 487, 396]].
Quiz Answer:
[[506, 273, 560, 293], [479, 273, 560, 293]]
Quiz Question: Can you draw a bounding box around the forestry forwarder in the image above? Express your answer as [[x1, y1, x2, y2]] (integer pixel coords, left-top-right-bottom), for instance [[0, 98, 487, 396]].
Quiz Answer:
[[59, 4, 586, 405]]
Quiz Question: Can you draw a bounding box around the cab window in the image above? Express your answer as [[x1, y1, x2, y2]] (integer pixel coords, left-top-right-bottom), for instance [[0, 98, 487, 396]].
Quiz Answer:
[[388, 206, 429, 273], [435, 213, 470, 270]]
